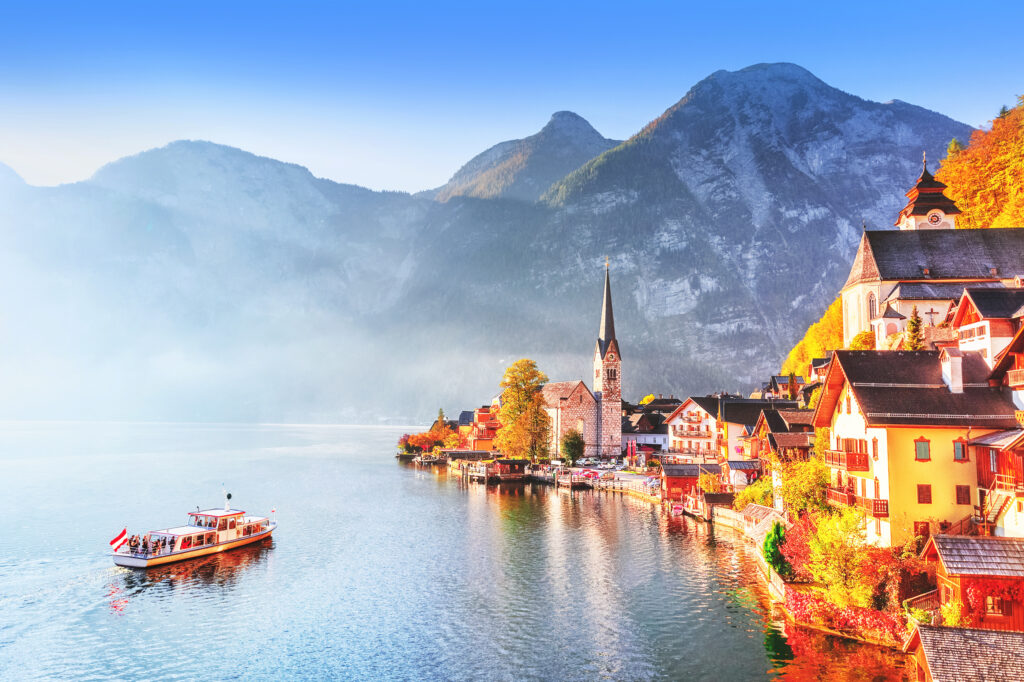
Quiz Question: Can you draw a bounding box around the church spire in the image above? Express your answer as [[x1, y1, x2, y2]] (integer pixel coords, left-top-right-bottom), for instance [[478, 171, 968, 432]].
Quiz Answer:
[[597, 260, 618, 358]]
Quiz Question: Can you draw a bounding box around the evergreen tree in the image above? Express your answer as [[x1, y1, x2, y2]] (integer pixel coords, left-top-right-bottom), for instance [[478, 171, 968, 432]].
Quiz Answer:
[[998, 105, 1010, 118], [947, 137, 963, 156], [905, 305, 924, 350]]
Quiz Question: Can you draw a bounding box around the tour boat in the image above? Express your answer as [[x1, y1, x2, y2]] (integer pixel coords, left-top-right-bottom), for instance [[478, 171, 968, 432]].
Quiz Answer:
[[111, 495, 276, 569], [670, 503, 685, 516]]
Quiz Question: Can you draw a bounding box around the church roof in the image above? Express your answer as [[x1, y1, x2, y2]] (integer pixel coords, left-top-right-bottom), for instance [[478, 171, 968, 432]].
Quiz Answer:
[[541, 381, 592, 408], [597, 264, 620, 359], [843, 228, 1024, 289]]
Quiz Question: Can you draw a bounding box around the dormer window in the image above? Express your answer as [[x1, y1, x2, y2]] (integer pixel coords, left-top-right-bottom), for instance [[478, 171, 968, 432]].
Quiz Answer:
[[990, 267, 999, 277], [921, 267, 930, 276]]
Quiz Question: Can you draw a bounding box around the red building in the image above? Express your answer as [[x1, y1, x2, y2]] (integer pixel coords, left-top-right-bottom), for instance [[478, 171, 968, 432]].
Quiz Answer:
[[660, 463, 721, 502]]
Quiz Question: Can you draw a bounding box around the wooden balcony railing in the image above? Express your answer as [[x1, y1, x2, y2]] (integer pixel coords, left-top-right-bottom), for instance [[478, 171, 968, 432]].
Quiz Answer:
[[824, 449, 870, 471], [827, 487, 856, 506], [1007, 368, 1024, 388], [828, 487, 889, 517]]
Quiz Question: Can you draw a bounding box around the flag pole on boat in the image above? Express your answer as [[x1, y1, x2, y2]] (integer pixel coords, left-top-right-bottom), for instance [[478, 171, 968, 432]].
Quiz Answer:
[[223, 484, 232, 511]]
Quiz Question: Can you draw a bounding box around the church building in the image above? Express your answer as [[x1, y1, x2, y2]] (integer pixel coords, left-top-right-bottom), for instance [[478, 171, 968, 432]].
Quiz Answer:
[[542, 264, 623, 458], [841, 155, 1024, 348]]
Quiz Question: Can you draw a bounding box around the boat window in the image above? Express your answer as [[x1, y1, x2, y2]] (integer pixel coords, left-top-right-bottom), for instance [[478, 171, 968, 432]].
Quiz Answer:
[[182, 537, 192, 549], [229, 518, 236, 529], [206, 533, 215, 545], [219, 519, 228, 531]]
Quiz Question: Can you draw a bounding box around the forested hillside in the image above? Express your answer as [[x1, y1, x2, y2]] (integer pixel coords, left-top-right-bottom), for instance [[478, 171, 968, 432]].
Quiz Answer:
[[937, 97, 1024, 229]]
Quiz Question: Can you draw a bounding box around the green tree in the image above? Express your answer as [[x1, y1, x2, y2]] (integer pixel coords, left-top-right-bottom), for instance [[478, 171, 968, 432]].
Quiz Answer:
[[848, 330, 875, 350], [763, 521, 792, 577], [998, 104, 1010, 118], [947, 137, 964, 157], [777, 457, 830, 516], [734, 476, 773, 510], [807, 507, 873, 608], [905, 306, 924, 350], [560, 429, 584, 465]]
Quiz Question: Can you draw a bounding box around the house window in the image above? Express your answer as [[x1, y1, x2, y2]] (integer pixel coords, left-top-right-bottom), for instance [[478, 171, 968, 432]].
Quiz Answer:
[[956, 485, 971, 505], [915, 438, 931, 461], [991, 449, 999, 473], [845, 396, 851, 414], [986, 596, 1011, 616], [917, 484, 932, 504], [872, 438, 878, 460], [953, 441, 968, 462]]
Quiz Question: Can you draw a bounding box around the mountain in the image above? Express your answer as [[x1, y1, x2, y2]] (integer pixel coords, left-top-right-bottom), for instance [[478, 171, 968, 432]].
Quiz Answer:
[[434, 111, 620, 203], [0, 64, 974, 423]]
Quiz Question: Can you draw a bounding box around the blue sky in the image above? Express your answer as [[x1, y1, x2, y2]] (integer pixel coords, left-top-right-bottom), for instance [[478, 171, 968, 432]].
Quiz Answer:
[[0, 1, 1020, 191]]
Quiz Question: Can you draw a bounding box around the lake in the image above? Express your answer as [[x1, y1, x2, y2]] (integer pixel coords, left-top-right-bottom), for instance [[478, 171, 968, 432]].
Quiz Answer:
[[0, 422, 907, 680]]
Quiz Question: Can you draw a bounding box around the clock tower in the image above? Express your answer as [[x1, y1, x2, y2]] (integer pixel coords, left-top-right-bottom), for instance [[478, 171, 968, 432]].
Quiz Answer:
[[593, 261, 622, 457], [895, 152, 961, 230]]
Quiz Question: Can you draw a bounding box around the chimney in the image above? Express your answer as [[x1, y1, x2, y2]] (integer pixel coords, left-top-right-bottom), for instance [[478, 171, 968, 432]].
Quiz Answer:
[[941, 348, 963, 394]]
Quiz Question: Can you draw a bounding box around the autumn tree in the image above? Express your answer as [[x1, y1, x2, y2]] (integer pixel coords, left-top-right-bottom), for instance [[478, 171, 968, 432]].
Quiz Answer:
[[699, 472, 722, 493], [733, 476, 772, 510], [560, 429, 584, 465], [905, 306, 924, 350], [937, 96, 1024, 229], [777, 457, 830, 516], [807, 507, 874, 608], [781, 297, 843, 376], [494, 359, 551, 461], [639, 394, 655, 405], [848, 330, 875, 350]]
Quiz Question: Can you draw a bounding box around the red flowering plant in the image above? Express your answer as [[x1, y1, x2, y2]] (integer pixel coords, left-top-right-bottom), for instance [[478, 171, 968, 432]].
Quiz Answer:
[[962, 578, 1024, 626], [786, 586, 907, 647], [780, 512, 817, 582]]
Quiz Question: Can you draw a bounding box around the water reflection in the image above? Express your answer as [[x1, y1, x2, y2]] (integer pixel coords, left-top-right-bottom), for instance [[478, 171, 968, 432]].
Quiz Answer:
[[107, 539, 274, 613]]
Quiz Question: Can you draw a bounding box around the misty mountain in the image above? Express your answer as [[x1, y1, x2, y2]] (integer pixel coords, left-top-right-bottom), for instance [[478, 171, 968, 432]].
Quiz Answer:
[[433, 111, 620, 203], [0, 63, 973, 424]]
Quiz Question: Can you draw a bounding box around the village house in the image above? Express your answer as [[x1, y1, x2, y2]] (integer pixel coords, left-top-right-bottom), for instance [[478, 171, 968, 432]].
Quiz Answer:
[[950, 286, 1024, 367], [920, 535, 1024, 633], [716, 397, 797, 462], [904, 624, 1024, 682], [464, 401, 501, 451], [663, 396, 720, 460], [747, 407, 815, 513], [541, 264, 622, 458], [620, 410, 669, 455], [813, 349, 1019, 547], [840, 157, 1024, 348]]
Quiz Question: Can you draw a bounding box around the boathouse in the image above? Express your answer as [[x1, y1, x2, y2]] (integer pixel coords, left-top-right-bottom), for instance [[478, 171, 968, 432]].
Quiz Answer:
[[904, 624, 1024, 682], [921, 535, 1024, 632], [660, 463, 721, 501]]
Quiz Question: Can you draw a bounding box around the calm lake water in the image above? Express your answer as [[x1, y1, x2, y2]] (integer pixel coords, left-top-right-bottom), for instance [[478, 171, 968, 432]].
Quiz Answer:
[[0, 423, 907, 680]]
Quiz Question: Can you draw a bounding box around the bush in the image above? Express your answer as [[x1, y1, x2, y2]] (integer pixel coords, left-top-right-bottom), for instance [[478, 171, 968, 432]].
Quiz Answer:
[[733, 476, 772, 510], [941, 599, 965, 627], [763, 521, 792, 577]]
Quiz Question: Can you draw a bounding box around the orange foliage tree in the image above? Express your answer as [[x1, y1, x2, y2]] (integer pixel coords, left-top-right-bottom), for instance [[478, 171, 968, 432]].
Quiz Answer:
[[937, 97, 1024, 229]]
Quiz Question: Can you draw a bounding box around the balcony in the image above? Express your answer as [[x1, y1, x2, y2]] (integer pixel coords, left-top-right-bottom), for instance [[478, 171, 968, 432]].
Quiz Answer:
[[824, 449, 870, 471], [827, 487, 856, 506], [1008, 368, 1024, 388], [828, 487, 889, 518]]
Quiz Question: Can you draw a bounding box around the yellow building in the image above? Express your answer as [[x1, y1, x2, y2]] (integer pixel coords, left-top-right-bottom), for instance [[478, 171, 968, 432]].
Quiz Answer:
[[813, 349, 1019, 547]]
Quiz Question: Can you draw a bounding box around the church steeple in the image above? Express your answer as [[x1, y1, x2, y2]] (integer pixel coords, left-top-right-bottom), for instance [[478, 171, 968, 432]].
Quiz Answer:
[[597, 259, 620, 360], [895, 151, 961, 230]]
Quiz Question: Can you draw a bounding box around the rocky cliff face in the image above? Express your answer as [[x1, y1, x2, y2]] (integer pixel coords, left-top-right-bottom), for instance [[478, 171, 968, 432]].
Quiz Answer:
[[0, 64, 973, 423]]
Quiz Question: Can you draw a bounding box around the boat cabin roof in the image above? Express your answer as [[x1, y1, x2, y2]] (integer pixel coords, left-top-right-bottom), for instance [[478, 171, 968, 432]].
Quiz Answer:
[[151, 526, 212, 537], [191, 508, 246, 517]]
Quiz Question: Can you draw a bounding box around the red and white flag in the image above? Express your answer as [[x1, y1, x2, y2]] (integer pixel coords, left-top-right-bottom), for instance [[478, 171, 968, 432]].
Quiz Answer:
[[109, 528, 128, 551]]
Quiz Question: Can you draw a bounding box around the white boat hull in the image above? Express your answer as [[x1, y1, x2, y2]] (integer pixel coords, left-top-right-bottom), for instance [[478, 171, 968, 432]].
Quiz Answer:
[[113, 524, 276, 569]]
